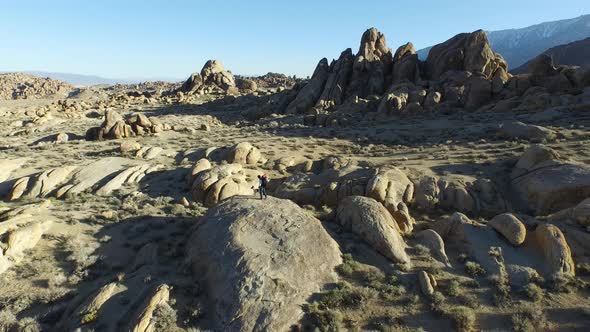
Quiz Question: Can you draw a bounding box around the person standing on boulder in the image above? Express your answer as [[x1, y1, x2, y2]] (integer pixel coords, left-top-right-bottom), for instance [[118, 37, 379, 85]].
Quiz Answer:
[[258, 174, 268, 200]]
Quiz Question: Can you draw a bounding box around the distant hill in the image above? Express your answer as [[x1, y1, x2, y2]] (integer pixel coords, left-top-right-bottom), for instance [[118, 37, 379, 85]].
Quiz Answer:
[[0, 71, 183, 86], [511, 37, 590, 74], [417, 14, 590, 70], [21, 71, 134, 86]]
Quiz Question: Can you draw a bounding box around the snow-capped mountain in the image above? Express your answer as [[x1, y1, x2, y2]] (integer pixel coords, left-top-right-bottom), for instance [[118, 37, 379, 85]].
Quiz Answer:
[[417, 14, 590, 70]]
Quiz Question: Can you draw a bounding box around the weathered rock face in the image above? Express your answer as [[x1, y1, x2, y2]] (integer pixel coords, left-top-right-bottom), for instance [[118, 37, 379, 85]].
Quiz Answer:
[[409, 170, 507, 217], [365, 167, 414, 215], [346, 28, 393, 99], [531, 224, 575, 277], [187, 197, 342, 332], [337, 196, 410, 266], [418, 271, 437, 296], [180, 59, 236, 93], [0, 202, 54, 275], [528, 54, 558, 77], [286, 58, 330, 114], [224, 142, 262, 165], [415, 229, 451, 267], [511, 145, 590, 214], [425, 30, 507, 81], [190, 163, 258, 207], [392, 42, 421, 83], [5, 158, 160, 201], [316, 49, 354, 108]]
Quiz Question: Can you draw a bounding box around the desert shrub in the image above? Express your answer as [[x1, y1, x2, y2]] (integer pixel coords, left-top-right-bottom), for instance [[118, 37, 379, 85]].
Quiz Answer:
[[458, 293, 480, 309], [522, 283, 543, 302], [464, 261, 486, 277], [430, 291, 446, 313], [15, 317, 41, 332], [336, 253, 361, 277], [447, 280, 461, 297], [361, 268, 386, 289], [511, 306, 550, 332], [445, 306, 476, 332], [152, 303, 180, 331], [81, 310, 98, 324], [414, 244, 430, 256], [0, 309, 17, 332], [319, 282, 368, 309], [62, 235, 99, 272], [489, 275, 511, 307], [305, 302, 343, 332]]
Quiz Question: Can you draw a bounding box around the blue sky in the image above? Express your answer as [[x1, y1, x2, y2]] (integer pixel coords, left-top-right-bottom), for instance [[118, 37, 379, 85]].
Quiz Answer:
[[1, 0, 589, 81]]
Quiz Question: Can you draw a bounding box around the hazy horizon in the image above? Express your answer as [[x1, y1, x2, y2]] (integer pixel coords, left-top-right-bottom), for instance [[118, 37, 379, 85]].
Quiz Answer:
[[2, 0, 589, 80]]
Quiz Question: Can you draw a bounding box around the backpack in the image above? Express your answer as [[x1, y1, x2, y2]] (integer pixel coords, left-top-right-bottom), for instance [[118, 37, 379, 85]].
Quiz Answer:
[[261, 175, 268, 187]]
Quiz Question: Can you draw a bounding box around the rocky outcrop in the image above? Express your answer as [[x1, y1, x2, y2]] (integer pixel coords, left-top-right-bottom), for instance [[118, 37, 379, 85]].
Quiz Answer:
[[316, 49, 354, 108], [0, 73, 73, 100], [409, 170, 507, 216], [345, 28, 393, 99], [511, 145, 590, 214], [425, 30, 507, 81], [337, 196, 410, 266], [187, 196, 342, 331], [274, 159, 375, 208], [180, 59, 236, 94], [128, 284, 170, 332], [224, 142, 262, 165], [5, 158, 160, 200], [86, 110, 168, 141], [190, 163, 258, 206], [365, 167, 414, 215], [285, 58, 330, 114], [0, 202, 54, 275], [392, 42, 421, 83]]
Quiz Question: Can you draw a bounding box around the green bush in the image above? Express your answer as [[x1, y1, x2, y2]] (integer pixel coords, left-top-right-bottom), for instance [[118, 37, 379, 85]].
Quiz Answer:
[[447, 280, 461, 297], [464, 261, 486, 277], [305, 302, 343, 332], [511, 306, 550, 332], [445, 306, 476, 332], [523, 283, 543, 302]]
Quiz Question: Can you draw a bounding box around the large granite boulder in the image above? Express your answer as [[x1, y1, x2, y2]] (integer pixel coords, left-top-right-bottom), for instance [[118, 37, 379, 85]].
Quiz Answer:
[[425, 30, 507, 81], [337, 196, 410, 266], [511, 145, 590, 214], [187, 196, 342, 331]]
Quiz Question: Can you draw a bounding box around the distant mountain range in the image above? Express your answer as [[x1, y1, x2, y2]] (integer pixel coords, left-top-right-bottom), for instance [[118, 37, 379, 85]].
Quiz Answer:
[[0, 71, 183, 86], [417, 14, 590, 70]]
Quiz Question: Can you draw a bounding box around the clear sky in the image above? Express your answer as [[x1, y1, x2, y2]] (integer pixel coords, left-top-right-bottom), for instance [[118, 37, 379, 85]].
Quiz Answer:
[[1, 0, 589, 81]]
